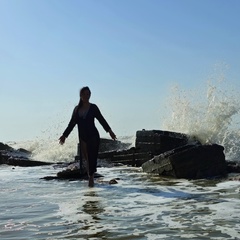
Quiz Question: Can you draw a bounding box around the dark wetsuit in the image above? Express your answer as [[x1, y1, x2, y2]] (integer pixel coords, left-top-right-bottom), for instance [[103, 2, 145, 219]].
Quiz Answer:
[[62, 104, 111, 175]]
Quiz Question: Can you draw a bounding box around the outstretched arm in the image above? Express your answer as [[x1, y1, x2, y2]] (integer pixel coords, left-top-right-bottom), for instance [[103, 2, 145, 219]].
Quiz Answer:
[[59, 135, 66, 145], [95, 105, 117, 140], [59, 107, 77, 144], [108, 129, 117, 140]]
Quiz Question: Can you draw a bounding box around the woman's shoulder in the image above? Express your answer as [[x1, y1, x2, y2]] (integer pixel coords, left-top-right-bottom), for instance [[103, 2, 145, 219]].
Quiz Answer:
[[90, 103, 98, 109], [90, 103, 100, 113], [73, 105, 79, 111], [72, 105, 79, 114]]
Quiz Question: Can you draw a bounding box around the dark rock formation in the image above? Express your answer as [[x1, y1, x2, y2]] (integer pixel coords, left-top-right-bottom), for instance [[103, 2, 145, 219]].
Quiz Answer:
[[98, 130, 192, 167], [135, 129, 189, 155], [98, 147, 153, 167], [142, 143, 227, 179], [1, 156, 53, 167], [0, 142, 53, 167], [0, 137, 128, 168], [226, 161, 240, 173], [0, 142, 13, 151], [99, 138, 130, 152], [228, 174, 240, 181], [2, 129, 240, 181]]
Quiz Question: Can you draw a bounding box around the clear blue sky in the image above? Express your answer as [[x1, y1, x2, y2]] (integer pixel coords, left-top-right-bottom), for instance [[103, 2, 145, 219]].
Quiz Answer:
[[1, 0, 240, 142]]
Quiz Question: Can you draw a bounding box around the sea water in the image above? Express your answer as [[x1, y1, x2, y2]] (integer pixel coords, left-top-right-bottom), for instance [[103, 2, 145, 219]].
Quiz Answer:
[[0, 164, 240, 240], [1, 75, 240, 239]]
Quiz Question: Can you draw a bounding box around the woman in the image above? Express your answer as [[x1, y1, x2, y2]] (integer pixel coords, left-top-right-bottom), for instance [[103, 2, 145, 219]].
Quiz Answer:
[[59, 86, 116, 187]]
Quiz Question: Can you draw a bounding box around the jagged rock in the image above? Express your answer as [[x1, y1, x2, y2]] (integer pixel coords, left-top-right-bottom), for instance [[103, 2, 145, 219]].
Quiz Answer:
[[142, 143, 227, 179]]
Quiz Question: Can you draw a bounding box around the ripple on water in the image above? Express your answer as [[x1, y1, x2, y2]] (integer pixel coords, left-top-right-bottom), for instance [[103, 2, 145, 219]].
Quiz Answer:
[[0, 165, 240, 239]]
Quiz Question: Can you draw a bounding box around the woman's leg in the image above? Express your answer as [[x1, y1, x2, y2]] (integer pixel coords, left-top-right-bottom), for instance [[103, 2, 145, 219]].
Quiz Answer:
[[80, 140, 89, 175], [87, 136, 100, 187]]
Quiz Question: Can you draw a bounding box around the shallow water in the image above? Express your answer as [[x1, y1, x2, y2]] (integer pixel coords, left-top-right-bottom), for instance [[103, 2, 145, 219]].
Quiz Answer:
[[0, 164, 240, 240]]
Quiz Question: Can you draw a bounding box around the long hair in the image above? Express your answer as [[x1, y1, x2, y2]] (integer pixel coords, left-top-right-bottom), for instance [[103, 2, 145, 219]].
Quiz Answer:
[[78, 86, 91, 108], [74, 87, 91, 120]]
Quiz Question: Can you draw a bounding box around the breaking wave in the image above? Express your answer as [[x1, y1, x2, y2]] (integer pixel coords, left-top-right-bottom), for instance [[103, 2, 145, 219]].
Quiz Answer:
[[163, 67, 240, 161]]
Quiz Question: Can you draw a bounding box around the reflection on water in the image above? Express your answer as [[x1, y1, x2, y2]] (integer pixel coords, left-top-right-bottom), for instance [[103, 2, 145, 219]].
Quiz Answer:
[[79, 190, 108, 239], [82, 190, 104, 220]]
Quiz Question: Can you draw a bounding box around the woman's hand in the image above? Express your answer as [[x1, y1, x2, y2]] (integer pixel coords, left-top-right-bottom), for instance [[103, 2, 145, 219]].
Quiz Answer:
[[59, 135, 66, 145], [109, 129, 117, 140]]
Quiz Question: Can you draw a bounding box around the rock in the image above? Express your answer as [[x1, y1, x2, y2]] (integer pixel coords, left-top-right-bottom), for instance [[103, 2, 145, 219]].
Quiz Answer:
[[99, 138, 130, 152], [226, 161, 240, 173], [0, 142, 53, 167], [57, 168, 88, 179], [142, 143, 227, 179], [3, 129, 237, 182], [42, 168, 103, 181], [228, 175, 240, 181], [0, 142, 13, 151], [17, 148, 32, 155], [1, 156, 53, 167], [135, 129, 190, 155], [98, 147, 153, 167], [109, 179, 118, 184], [97, 130, 191, 167]]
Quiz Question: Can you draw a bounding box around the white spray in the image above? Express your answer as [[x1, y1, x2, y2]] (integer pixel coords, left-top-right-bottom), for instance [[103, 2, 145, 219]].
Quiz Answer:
[[163, 71, 240, 161]]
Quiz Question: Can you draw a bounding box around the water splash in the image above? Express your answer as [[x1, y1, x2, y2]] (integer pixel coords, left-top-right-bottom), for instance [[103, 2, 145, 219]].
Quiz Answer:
[[163, 71, 240, 160], [9, 134, 135, 163]]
